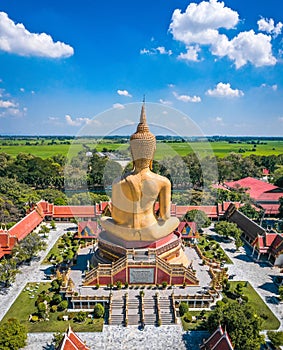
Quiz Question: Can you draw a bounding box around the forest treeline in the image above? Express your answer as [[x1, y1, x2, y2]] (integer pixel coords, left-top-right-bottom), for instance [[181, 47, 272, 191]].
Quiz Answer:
[[0, 150, 283, 224]]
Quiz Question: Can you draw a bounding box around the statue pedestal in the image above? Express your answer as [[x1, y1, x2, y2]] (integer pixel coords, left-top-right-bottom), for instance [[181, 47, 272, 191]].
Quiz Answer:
[[84, 231, 199, 287]]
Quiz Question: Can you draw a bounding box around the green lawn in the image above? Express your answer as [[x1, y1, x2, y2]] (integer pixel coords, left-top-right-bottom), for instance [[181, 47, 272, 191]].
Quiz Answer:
[[225, 281, 280, 330], [0, 282, 103, 332], [0, 140, 282, 159], [181, 281, 280, 331]]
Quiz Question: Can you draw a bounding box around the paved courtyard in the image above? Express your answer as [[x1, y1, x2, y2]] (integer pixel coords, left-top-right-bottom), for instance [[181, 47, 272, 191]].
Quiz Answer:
[[23, 326, 209, 350]]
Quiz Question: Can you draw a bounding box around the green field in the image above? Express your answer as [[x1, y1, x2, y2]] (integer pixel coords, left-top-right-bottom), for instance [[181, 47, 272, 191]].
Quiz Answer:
[[0, 139, 283, 159], [0, 282, 103, 332]]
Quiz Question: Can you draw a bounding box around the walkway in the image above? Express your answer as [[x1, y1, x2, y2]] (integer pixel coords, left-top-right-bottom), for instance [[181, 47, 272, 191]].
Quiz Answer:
[[203, 227, 283, 330], [0, 223, 76, 322], [23, 327, 209, 350]]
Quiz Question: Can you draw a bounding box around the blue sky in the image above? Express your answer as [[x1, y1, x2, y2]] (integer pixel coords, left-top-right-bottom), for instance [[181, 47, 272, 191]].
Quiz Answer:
[[0, 0, 283, 136]]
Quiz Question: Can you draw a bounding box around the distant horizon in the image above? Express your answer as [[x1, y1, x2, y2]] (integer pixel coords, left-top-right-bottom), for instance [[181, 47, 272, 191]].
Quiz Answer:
[[1, 134, 283, 139]]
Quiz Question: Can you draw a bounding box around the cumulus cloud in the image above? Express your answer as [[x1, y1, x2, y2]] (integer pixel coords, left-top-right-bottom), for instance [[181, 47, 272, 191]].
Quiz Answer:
[[65, 114, 91, 127], [140, 46, 172, 56], [215, 116, 223, 122], [258, 17, 283, 37], [206, 82, 244, 97], [113, 103, 125, 109], [0, 99, 17, 108], [178, 45, 201, 61], [117, 90, 132, 97], [173, 91, 201, 102], [169, 0, 277, 68], [0, 12, 74, 58]]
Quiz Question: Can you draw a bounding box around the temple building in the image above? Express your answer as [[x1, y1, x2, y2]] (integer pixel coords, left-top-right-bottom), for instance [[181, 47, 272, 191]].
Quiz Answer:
[[224, 177, 283, 216]]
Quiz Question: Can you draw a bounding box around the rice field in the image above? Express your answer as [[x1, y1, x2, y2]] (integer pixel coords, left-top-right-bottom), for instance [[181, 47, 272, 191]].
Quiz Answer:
[[0, 139, 282, 159]]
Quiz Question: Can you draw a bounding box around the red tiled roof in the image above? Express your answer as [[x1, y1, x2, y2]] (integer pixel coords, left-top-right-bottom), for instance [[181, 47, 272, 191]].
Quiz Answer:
[[259, 204, 280, 215], [9, 210, 44, 241], [57, 326, 90, 350], [53, 206, 95, 218], [200, 325, 234, 350], [175, 205, 218, 218], [257, 192, 283, 201], [77, 220, 100, 238], [225, 177, 282, 200]]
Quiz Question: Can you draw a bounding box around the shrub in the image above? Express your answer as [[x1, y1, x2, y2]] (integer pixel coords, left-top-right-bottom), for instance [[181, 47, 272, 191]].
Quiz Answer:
[[241, 295, 249, 303], [52, 294, 62, 305], [93, 304, 104, 318], [30, 315, 39, 322], [58, 300, 68, 311], [183, 312, 192, 323], [57, 314, 64, 321], [162, 281, 168, 289], [116, 281, 122, 290], [124, 282, 129, 289], [179, 302, 189, 316], [50, 305, 57, 313], [74, 311, 87, 323]]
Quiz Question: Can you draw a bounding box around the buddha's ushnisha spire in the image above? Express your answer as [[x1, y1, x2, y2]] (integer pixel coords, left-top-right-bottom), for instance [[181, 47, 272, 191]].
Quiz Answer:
[[130, 101, 156, 161]]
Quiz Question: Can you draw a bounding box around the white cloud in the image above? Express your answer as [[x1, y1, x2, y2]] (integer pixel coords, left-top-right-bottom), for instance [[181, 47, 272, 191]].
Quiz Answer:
[[0, 12, 74, 58], [170, 0, 239, 45], [261, 83, 278, 91], [0, 99, 17, 108], [258, 17, 283, 37], [173, 91, 201, 102], [20, 87, 25, 92], [113, 103, 125, 109], [117, 89, 132, 97], [178, 45, 200, 61], [140, 46, 172, 56], [65, 114, 91, 127], [206, 82, 244, 97], [159, 99, 172, 105], [278, 117, 283, 122], [169, 1, 277, 68], [213, 30, 276, 68], [215, 116, 223, 122]]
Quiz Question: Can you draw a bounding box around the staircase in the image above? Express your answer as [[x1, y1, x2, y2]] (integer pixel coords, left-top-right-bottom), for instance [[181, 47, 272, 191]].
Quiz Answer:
[[159, 296, 175, 325], [110, 297, 125, 325], [143, 296, 157, 326], [127, 296, 141, 325]]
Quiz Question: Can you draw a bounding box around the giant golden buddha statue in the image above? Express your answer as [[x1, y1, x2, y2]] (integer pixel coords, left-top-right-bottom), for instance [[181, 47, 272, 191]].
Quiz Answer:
[[100, 104, 180, 247]]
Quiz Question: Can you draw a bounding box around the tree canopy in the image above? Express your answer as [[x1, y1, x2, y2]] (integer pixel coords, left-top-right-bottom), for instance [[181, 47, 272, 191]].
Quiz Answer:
[[206, 301, 264, 350], [183, 209, 211, 230], [0, 318, 27, 350]]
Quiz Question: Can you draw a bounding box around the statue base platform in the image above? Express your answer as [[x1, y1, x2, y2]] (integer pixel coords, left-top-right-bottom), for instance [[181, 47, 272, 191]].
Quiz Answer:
[[83, 231, 199, 287]]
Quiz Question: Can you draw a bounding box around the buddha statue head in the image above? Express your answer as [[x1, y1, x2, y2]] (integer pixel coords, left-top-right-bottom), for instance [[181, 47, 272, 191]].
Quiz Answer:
[[130, 103, 156, 169]]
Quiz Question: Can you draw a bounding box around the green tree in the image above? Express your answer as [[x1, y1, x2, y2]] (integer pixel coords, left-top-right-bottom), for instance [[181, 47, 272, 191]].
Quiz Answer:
[[279, 285, 283, 301], [183, 210, 211, 230], [267, 331, 283, 348], [239, 203, 261, 220], [58, 300, 68, 311], [0, 258, 18, 287], [215, 220, 243, 250], [0, 318, 27, 350], [52, 331, 64, 348], [93, 303, 104, 318], [206, 301, 264, 350], [179, 302, 189, 317]]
